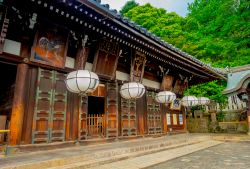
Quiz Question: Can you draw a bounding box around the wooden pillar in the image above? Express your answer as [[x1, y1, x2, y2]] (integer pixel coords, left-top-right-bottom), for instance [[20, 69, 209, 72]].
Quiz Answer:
[[137, 95, 146, 136], [183, 107, 188, 132], [9, 64, 28, 145], [161, 104, 168, 134]]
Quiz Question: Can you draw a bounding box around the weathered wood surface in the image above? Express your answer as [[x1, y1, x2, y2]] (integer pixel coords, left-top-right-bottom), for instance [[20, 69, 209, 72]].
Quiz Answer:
[[21, 67, 37, 144], [9, 63, 28, 145]]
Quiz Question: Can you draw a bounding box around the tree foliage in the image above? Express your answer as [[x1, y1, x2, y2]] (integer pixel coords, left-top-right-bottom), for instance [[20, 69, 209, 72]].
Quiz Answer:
[[120, 0, 250, 103], [120, 0, 139, 15]]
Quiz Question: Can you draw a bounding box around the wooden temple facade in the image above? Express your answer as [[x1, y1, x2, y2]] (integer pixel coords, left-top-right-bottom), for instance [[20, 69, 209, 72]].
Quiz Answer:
[[0, 0, 225, 146]]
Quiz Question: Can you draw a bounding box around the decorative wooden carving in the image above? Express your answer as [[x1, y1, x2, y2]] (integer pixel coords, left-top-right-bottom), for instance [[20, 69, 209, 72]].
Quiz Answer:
[[92, 38, 120, 79], [173, 79, 182, 95], [160, 75, 174, 91], [179, 79, 188, 95], [130, 51, 147, 83], [173, 79, 188, 95], [0, 6, 9, 54], [31, 25, 68, 68], [32, 68, 67, 144], [75, 47, 89, 69], [75, 35, 89, 69]]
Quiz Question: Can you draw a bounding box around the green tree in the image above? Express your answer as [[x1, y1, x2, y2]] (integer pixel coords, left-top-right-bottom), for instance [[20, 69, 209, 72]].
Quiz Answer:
[[120, 0, 250, 103], [120, 0, 139, 15]]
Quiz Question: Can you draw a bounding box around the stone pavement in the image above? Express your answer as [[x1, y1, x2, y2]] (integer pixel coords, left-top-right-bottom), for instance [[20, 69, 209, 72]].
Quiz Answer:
[[88, 140, 222, 169], [148, 141, 250, 169], [1, 134, 250, 169], [0, 134, 210, 169]]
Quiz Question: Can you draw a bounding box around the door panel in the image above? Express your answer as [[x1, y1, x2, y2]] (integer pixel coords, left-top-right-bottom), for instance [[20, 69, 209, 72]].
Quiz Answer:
[[146, 91, 162, 135], [32, 68, 67, 144], [50, 71, 67, 142], [121, 97, 137, 136], [106, 82, 118, 138]]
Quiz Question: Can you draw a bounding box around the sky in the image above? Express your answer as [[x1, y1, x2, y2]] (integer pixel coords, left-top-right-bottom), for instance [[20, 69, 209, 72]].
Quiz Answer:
[[101, 0, 194, 17]]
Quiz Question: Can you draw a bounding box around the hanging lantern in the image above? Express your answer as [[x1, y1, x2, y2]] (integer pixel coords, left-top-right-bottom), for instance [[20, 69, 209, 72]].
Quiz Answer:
[[181, 96, 198, 107], [65, 70, 99, 94], [120, 82, 145, 99], [155, 91, 176, 104], [197, 97, 210, 105]]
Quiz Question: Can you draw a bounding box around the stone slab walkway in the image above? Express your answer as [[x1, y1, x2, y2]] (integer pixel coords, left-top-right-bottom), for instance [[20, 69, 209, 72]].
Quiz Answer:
[[0, 134, 209, 169], [88, 140, 222, 169], [1, 134, 249, 169], [149, 141, 250, 169]]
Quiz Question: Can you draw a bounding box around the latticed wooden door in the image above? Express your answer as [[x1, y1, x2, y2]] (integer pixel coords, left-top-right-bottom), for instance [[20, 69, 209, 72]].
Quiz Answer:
[[32, 68, 67, 144], [106, 82, 118, 138], [147, 91, 162, 135], [121, 97, 137, 136]]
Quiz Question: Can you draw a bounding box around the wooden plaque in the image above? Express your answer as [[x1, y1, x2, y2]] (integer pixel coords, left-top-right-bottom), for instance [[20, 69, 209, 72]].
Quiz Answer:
[[31, 25, 68, 68], [92, 38, 120, 79], [130, 51, 146, 83], [170, 99, 181, 110]]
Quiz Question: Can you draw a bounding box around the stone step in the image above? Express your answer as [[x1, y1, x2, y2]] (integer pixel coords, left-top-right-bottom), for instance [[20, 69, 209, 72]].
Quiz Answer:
[[48, 140, 221, 169], [47, 137, 210, 169], [89, 140, 223, 169], [1, 135, 211, 169]]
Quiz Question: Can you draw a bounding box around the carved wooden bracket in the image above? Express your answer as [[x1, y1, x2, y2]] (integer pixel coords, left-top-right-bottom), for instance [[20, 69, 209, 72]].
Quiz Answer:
[[130, 51, 147, 83]]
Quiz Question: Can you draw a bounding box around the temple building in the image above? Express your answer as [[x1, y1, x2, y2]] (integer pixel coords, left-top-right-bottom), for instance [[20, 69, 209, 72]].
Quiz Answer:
[[0, 0, 225, 146], [223, 65, 250, 134]]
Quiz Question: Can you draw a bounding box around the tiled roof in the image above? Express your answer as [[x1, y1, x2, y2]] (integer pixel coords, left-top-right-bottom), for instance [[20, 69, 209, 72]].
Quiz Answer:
[[87, 0, 225, 76]]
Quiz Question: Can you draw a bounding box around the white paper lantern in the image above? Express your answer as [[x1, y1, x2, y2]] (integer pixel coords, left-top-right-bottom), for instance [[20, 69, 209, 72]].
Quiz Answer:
[[65, 70, 99, 94], [120, 82, 145, 99], [197, 97, 210, 105], [155, 91, 176, 104], [181, 96, 198, 107]]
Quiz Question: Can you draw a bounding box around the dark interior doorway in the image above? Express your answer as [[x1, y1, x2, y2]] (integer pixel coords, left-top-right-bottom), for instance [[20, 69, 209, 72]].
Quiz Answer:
[[87, 96, 105, 138], [88, 96, 105, 115], [0, 62, 17, 143]]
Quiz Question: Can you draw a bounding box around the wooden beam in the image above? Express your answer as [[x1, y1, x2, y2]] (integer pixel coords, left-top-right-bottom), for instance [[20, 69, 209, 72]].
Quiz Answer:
[[9, 63, 28, 145]]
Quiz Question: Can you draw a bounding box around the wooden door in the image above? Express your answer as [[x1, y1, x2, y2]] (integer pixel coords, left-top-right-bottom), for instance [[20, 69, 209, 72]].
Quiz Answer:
[[106, 82, 118, 138], [32, 69, 53, 143], [50, 71, 67, 142], [32, 68, 67, 144], [146, 91, 162, 135], [121, 98, 137, 136]]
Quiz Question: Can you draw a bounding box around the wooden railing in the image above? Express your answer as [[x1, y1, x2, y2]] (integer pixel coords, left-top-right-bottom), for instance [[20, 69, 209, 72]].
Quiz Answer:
[[0, 130, 10, 143], [87, 114, 105, 137]]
